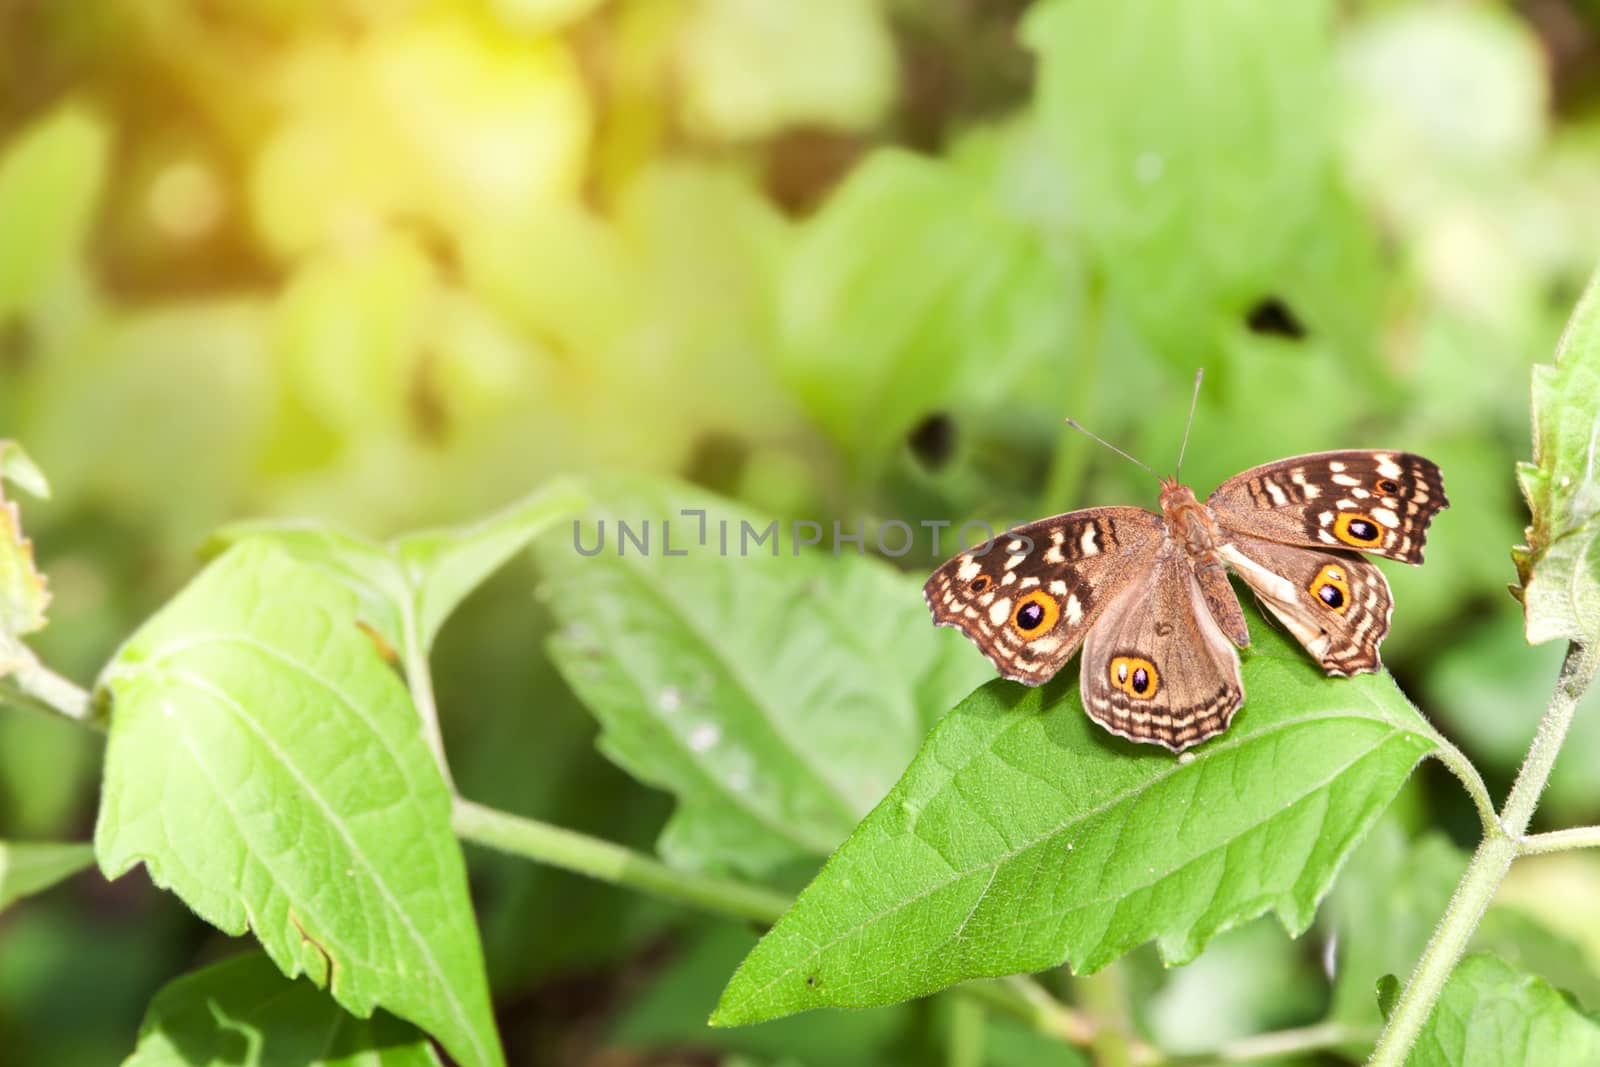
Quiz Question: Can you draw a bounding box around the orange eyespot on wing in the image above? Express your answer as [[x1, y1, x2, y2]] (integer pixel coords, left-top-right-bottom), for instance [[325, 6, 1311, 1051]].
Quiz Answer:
[[1108, 656, 1160, 699], [1332, 512, 1383, 548], [1309, 563, 1351, 614], [1011, 590, 1060, 638]]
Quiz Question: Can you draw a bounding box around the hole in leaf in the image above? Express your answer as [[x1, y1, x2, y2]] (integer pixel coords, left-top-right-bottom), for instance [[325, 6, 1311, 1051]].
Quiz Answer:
[[908, 413, 956, 470], [1245, 297, 1307, 339], [685, 432, 749, 495]]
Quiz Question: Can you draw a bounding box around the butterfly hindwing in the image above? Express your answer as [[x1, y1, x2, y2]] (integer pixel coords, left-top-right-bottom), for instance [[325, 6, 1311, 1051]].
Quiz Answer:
[[923, 507, 1163, 685], [1079, 548, 1244, 751], [1219, 532, 1393, 676], [1206, 450, 1447, 564]]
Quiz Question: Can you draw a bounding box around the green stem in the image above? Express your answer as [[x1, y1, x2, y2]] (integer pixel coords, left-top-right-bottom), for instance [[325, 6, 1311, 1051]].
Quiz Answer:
[[452, 797, 791, 924], [959, 975, 1097, 1047], [451, 798, 1093, 1046], [947, 995, 985, 1067], [1072, 966, 1139, 1067], [1368, 640, 1599, 1067], [1173, 1021, 1376, 1064], [1499, 641, 1596, 836], [1518, 825, 1600, 854], [0, 656, 99, 730], [1429, 734, 1497, 835], [399, 609, 455, 792]]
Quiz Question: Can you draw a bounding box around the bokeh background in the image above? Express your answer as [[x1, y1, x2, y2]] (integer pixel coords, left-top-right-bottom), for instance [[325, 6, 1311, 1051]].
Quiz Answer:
[[4, 0, 1600, 1064]]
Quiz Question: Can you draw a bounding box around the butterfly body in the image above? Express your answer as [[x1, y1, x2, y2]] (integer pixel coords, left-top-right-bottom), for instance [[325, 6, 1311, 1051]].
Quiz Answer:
[[924, 451, 1447, 752]]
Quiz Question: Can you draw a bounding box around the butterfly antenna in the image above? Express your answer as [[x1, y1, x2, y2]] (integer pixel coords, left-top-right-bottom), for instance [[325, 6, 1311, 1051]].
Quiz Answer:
[[1063, 417, 1159, 480], [1174, 368, 1204, 482]]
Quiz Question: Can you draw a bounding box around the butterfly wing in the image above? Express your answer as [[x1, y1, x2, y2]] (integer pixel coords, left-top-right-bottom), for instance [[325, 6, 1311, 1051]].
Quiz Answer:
[[1080, 547, 1244, 751], [1218, 532, 1393, 676], [924, 507, 1163, 686], [1206, 451, 1447, 564]]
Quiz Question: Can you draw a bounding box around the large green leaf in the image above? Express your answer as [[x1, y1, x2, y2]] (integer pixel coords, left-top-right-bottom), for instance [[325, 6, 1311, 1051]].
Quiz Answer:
[[535, 477, 991, 877], [712, 610, 1439, 1025], [0, 840, 94, 913], [214, 480, 585, 655], [1410, 954, 1600, 1067], [1514, 264, 1600, 646], [1024, 0, 1334, 358], [125, 952, 441, 1067], [95, 543, 504, 1067]]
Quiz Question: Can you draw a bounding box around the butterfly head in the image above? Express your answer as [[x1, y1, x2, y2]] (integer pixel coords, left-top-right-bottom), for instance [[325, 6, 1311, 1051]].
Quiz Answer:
[[1157, 479, 1201, 515]]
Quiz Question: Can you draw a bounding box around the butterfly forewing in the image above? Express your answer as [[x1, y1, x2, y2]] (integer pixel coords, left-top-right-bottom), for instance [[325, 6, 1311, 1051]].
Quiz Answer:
[[1219, 533, 1393, 676], [1079, 549, 1244, 751], [923, 507, 1162, 685], [1206, 451, 1448, 564]]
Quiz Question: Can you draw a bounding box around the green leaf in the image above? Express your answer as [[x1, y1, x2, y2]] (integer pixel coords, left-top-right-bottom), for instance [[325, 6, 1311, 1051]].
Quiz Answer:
[[125, 952, 441, 1067], [0, 441, 50, 501], [1497, 854, 1600, 1003], [1476, 907, 1600, 1013], [1514, 263, 1600, 646], [535, 476, 991, 877], [1410, 954, 1600, 1067], [777, 147, 1081, 475], [397, 481, 588, 650], [0, 441, 51, 666], [0, 840, 94, 913], [214, 480, 586, 655], [1325, 825, 1467, 1028], [711, 610, 1439, 1025], [94, 543, 504, 1067], [1024, 0, 1334, 358], [0, 106, 108, 323]]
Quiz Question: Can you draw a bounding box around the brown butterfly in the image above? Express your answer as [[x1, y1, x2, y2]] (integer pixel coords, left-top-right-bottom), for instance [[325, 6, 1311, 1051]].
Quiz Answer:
[[923, 376, 1447, 752]]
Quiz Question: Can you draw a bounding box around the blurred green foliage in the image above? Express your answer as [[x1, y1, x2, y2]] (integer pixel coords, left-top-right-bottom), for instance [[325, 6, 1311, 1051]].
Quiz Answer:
[[4, 0, 1600, 1064]]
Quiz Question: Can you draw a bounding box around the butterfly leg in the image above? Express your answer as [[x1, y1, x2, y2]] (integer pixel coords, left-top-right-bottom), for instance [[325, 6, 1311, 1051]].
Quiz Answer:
[[1192, 557, 1249, 647]]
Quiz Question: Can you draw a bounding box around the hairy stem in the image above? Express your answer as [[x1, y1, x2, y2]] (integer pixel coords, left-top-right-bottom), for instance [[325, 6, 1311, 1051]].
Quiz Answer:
[[452, 797, 790, 924], [1368, 640, 1599, 1066], [1518, 825, 1600, 854], [0, 657, 98, 730], [399, 609, 455, 792], [1174, 1021, 1376, 1064], [1428, 734, 1498, 835], [0, 659, 100, 735], [959, 975, 1098, 1048], [452, 798, 1095, 1045]]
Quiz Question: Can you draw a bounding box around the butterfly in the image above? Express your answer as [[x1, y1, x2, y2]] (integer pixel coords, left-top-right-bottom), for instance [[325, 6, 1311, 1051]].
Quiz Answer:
[[923, 378, 1447, 752]]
